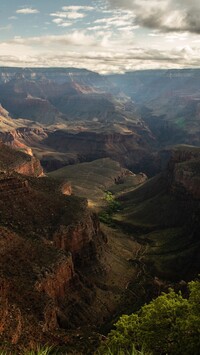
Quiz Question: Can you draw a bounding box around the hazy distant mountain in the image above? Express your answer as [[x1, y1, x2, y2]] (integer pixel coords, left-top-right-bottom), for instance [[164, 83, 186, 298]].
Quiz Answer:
[[1, 68, 200, 175], [0, 68, 155, 173], [0, 67, 136, 125], [108, 69, 200, 147]]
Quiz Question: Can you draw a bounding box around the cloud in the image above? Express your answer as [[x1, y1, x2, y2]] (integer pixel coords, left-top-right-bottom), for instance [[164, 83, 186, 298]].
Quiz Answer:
[[2, 1, 200, 74], [8, 32, 96, 47], [50, 11, 85, 20], [94, 17, 135, 28], [16, 8, 39, 14], [58, 23, 72, 28], [106, 0, 200, 34], [50, 5, 94, 25], [1, 25, 200, 74], [92, 9, 136, 32], [1, 44, 199, 74], [52, 18, 63, 24], [52, 18, 72, 27], [62, 6, 94, 12]]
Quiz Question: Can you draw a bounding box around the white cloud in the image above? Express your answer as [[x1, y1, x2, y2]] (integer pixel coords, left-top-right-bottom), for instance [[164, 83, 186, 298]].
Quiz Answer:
[[88, 25, 111, 31], [62, 6, 94, 12], [93, 11, 136, 31], [58, 23, 72, 28], [1, 25, 200, 73], [50, 11, 85, 20], [16, 8, 39, 14], [50, 5, 94, 26], [52, 18, 64, 24], [2, 1, 200, 73], [165, 33, 189, 42], [8, 31, 97, 47], [1, 44, 200, 74]]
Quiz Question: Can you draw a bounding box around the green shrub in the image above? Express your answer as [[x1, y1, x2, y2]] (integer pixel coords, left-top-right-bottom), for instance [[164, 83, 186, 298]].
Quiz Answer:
[[0, 345, 55, 355], [25, 345, 54, 355], [98, 280, 200, 355], [97, 344, 149, 354], [99, 191, 121, 225]]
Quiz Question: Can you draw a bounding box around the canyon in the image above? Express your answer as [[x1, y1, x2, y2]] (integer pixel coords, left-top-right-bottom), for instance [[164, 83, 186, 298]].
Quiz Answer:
[[1, 68, 200, 176], [0, 67, 200, 353]]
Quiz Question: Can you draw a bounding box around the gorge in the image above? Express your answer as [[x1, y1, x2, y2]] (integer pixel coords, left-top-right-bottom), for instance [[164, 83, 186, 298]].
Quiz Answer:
[[0, 68, 200, 354]]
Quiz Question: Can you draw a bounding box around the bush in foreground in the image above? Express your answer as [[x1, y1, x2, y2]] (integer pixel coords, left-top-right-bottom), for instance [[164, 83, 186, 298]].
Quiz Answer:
[[98, 280, 200, 355], [0, 345, 54, 355]]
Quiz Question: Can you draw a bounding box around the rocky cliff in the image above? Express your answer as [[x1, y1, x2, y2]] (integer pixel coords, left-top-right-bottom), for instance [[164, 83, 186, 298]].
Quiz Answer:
[[172, 160, 200, 200], [163, 146, 200, 200], [0, 171, 107, 350], [35, 255, 75, 302], [43, 128, 154, 174], [13, 155, 43, 177], [54, 212, 104, 267], [0, 142, 43, 177]]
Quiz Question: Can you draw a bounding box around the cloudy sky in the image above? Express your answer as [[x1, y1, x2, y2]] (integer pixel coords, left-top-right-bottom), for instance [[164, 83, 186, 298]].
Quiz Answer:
[[0, 0, 200, 73]]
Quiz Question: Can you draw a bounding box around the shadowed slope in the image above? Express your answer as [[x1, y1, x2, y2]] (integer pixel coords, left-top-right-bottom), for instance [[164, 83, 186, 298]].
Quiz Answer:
[[113, 146, 200, 280]]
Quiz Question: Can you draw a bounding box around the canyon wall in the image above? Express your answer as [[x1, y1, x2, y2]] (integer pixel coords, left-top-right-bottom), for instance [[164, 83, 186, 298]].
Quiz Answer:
[[0, 171, 107, 347], [0, 142, 43, 177]]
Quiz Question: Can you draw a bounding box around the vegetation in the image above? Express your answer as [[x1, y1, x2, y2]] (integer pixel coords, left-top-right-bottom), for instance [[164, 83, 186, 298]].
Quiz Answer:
[[99, 191, 121, 224], [97, 345, 148, 355], [98, 280, 200, 355], [0, 345, 54, 355], [25, 346, 54, 355]]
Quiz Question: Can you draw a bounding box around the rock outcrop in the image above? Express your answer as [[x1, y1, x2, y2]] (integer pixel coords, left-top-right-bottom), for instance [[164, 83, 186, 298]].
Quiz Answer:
[[13, 155, 43, 177], [54, 212, 104, 267], [35, 255, 75, 301], [0, 142, 43, 177], [165, 146, 200, 200]]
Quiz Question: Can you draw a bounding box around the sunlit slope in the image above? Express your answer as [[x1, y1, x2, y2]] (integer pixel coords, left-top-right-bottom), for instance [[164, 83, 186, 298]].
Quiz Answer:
[[49, 158, 146, 209]]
